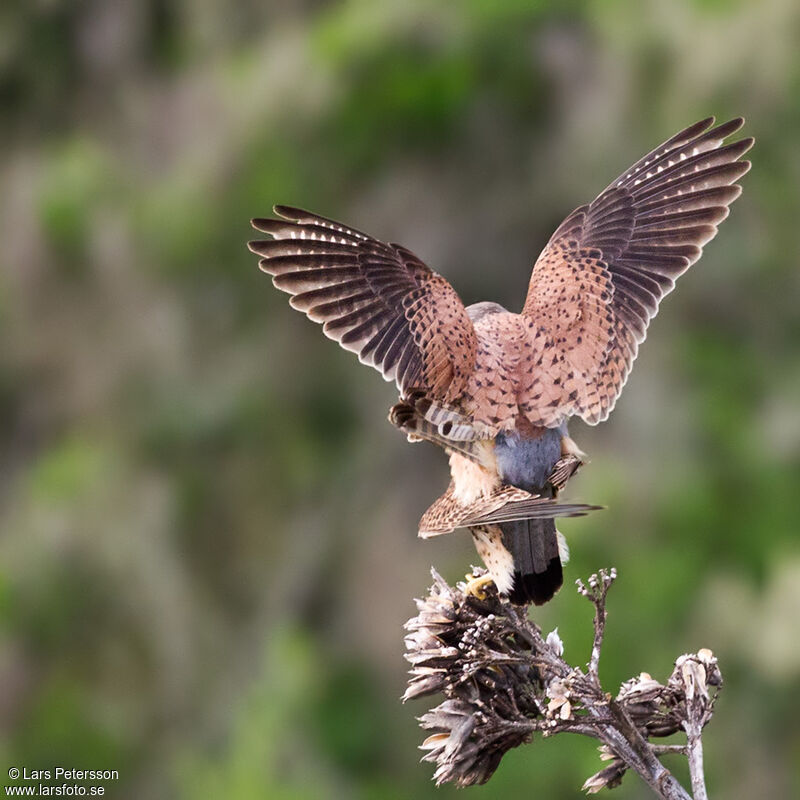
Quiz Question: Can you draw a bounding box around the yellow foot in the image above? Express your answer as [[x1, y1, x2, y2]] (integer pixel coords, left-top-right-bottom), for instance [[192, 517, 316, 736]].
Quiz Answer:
[[464, 572, 495, 599]]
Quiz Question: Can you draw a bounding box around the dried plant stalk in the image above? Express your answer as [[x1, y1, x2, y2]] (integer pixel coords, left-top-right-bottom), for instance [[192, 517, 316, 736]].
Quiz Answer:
[[403, 568, 721, 798]]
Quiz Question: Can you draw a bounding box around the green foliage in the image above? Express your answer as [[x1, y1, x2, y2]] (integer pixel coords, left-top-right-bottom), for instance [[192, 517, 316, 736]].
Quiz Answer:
[[37, 139, 111, 271], [11, 676, 128, 775], [176, 629, 339, 800], [27, 436, 108, 505]]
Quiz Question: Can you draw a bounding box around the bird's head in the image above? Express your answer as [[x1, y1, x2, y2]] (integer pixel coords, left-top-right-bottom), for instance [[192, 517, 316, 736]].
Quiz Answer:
[[466, 301, 507, 323]]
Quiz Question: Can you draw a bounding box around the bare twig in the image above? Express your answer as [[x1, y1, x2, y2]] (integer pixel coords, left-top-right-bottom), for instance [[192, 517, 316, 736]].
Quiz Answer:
[[576, 567, 616, 686], [675, 649, 721, 800], [403, 568, 721, 798], [652, 744, 688, 756], [685, 722, 707, 800]]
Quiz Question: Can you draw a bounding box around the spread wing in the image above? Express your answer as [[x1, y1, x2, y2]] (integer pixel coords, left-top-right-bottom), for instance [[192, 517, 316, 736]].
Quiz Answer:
[[249, 206, 477, 405], [521, 117, 753, 426]]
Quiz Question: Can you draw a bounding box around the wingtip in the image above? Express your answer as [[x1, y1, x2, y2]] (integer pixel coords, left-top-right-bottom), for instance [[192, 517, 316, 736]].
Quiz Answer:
[[709, 116, 746, 141], [565, 503, 605, 517], [418, 529, 447, 539], [683, 115, 748, 146], [680, 116, 716, 140], [273, 204, 304, 221], [251, 206, 305, 229], [735, 136, 755, 157], [727, 183, 744, 201], [251, 217, 273, 232]]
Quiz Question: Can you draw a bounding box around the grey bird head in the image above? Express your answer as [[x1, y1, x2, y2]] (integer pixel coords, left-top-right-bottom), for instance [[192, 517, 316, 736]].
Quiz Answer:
[[466, 301, 507, 323]]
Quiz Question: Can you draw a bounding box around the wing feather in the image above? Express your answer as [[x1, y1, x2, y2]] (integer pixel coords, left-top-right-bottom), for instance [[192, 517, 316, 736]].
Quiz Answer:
[[250, 206, 477, 405], [521, 117, 752, 425]]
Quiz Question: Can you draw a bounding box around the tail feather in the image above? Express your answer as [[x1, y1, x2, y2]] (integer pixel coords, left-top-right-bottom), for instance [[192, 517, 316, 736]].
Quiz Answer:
[[500, 518, 563, 605]]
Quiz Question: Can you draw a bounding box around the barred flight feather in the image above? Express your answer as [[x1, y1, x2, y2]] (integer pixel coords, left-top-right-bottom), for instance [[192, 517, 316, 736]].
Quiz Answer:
[[249, 206, 477, 408]]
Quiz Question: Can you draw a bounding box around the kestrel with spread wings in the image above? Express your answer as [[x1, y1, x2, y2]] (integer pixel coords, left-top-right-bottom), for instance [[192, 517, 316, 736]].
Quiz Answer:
[[248, 117, 752, 605]]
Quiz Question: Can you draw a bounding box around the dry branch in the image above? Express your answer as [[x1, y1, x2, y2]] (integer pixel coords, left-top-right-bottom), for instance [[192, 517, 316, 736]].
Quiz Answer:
[[403, 568, 721, 798]]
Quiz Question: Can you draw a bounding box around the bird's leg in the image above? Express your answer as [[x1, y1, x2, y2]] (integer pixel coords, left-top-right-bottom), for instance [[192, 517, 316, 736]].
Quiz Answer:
[[463, 570, 496, 599]]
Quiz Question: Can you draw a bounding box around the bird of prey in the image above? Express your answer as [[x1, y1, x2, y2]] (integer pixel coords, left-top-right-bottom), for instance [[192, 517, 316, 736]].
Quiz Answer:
[[248, 116, 752, 605]]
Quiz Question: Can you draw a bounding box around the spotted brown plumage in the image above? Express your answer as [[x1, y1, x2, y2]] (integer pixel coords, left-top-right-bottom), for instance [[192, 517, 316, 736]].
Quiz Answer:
[[521, 117, 752, 426], [248, 117, 752, 605]]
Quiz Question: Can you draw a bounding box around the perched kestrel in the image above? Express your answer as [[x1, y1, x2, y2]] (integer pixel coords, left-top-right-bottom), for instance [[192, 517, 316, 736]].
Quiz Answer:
[[249, 117, 751, 605]]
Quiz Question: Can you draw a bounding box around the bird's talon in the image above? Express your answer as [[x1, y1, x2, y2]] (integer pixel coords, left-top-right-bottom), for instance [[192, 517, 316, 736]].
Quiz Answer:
[[464, 572, 495, 599]]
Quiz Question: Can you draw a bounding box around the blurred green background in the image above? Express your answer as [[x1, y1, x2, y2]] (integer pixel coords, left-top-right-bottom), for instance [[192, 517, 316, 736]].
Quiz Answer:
[[1, 1, 799, 798]]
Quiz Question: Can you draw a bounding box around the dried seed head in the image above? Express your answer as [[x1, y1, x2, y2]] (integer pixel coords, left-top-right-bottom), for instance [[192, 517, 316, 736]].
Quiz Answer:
[[419, 698, 530, 787], [546, 627, 564, 656], [617, 672, 664, 702], [402, 566, 706, 793], [403, 568, 551, 785], [582, 760, 626, 794]]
